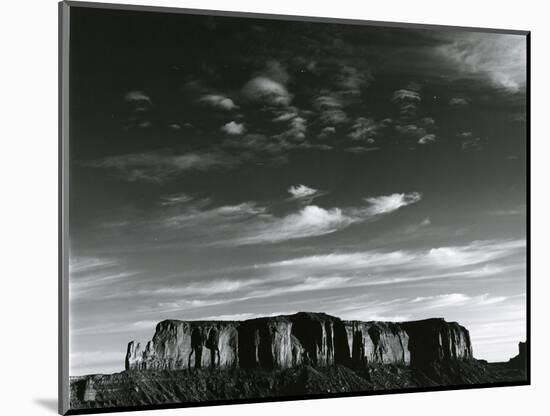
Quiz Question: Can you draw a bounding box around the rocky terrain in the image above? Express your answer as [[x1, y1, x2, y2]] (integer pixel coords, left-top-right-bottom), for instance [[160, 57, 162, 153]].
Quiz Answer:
[[70, 312, 527, 411]]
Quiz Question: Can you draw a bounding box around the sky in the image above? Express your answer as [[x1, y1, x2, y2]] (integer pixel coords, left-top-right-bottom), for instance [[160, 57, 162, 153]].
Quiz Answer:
[[68, 6, 527, 376]]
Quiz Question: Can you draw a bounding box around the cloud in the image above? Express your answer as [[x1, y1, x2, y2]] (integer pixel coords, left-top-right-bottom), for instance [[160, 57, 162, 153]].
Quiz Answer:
[[345, 146, 379, 154], [116, 240, 524, 324], [449, 97, 469, 106], [337, 292, 511, 324], [159, 192, 193, 206], [115, 238, 525, 305], [314, 94, 348, 125], [461, 137, 486, 152], [88, 150, 237, 182], [319, 108, 347, 125], [232, 205, 352, 245], [272, 108, 298, 122], [336, 65, 369, 96], [362, 192, 422, 215], [438, 32, 527, 92], [69, 257, 137, 300], [418, 134, 436, 144], [252, 239, 525, 290], [123, 90, 151, 104], [411, 293, 471, 307], [286, 116, 307, 140], [348, 117, 378, 142], [122, 90, 152, 128], [456, 131, 473, 138], [392, 88, 421, 117], [263, 60, 291, 85], [199, 94, 238, 110], [392, 89, 421, 102], [241, 76, 292, 107], [221, 121, 246, 135], [288, 184, 318, 199], [160, 200, 266, 230], [69, 257, 118, 275], [147, 190, 421, 246], [318, 126, 336, 139], [230, 192, 422, 245]]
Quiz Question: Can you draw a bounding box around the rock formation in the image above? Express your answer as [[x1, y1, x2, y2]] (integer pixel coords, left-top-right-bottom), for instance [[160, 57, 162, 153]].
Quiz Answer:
[[125, 312, 473, 372], [508, 341, 527, 369], [344, 321, 410, 365], [402, 318, 473, 367], [126, 320, 239, 370]]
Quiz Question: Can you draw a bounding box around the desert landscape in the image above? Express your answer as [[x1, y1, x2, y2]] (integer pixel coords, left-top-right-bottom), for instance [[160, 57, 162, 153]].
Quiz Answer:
[[70, 312, 526, 410]]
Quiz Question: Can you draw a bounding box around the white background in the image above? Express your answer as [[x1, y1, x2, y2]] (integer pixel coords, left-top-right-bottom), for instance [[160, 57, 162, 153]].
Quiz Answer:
[[1, 0, 547, 414]]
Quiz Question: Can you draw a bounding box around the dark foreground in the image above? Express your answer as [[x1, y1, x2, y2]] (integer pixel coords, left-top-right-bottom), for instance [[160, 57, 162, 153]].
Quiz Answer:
[[70, 360, 526, 411]]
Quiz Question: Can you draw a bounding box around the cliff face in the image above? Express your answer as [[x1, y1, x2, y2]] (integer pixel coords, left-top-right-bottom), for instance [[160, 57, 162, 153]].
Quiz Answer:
[[403, 318, 473, 367], [126, 313, 473, 371], [343, 321, 410, 365], [126, 320, 239, 370]]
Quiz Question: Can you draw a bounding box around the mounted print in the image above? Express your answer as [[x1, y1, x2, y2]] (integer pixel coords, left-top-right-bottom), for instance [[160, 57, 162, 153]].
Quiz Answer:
[[59, 1, 530, 414]]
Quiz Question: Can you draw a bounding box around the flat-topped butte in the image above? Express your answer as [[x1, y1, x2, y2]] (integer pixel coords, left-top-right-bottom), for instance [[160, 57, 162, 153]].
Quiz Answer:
[[126, 312, 473, 371]]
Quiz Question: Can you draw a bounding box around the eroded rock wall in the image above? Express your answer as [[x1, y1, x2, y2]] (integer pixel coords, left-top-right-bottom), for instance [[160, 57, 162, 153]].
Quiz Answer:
[[343, 321, 410, 365], [126, 320, 239, 370], [403, 318, 473, 367], [126, 313, 473, 371]]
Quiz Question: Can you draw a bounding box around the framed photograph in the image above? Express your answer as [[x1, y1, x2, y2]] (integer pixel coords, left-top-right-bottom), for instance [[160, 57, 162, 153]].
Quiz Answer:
[[59, 1, 530, 414]]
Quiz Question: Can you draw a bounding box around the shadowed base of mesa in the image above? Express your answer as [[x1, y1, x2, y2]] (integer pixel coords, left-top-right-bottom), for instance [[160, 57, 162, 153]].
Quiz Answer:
[[70, 359, 526, 410]]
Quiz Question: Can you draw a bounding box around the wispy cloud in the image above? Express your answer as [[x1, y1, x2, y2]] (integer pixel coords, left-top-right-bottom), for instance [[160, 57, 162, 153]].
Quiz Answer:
[[88, 150, 238, 182], [288, 184, 317, 199], [257, 239, 524, 276], [109, 239, 525, 309], [361, 192, 422, 215], [70, 256, 137, 300], [137, 191, 422, 247], [449, 97, 469, 106], [69, 257, 118, 274], [438, 32, 527, 92], [227, 192, 421, 245], [287, 184, 325, 204], [231, 205, 351, 244]]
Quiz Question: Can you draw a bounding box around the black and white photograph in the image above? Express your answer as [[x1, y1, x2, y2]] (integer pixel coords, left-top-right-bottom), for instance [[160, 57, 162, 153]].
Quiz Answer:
[[60, 2, 528, 414]]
